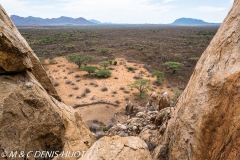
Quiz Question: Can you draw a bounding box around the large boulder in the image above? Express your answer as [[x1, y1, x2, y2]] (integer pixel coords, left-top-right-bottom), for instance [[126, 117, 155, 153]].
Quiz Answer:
[[158, 92, 170, 111], [153, 1, 240, 160], [0, 5, 93, 159], [80, 136, 153, 160], [0, 72, 93, 159], [0, 5, 60, 100]]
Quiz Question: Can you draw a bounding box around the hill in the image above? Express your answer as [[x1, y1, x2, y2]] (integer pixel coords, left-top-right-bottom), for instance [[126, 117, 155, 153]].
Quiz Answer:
[[88, 19, 102, 24], [172, 17, 220, 26], [10, 15, 95, 26]]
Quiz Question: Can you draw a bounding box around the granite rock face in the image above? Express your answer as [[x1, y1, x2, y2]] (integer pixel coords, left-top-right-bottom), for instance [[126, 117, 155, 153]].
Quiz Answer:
[[153, 0, 240, 159], [80, 136, 153, 160], [0, 5, 60, 100], [0, 5, 93, 159]]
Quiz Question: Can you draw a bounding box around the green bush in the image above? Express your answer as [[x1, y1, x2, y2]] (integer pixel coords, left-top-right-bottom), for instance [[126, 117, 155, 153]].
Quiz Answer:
[[163, 61, 184, 74], [66, 53, 93, 68], [128, 66, 134, 71], [99, 48, 109, 54], [96, 70, 111, 78], [152, 71, 164, 84], [128, 79, 150, 98], [102, 126, 108, 132], [113, 60, 117, 65], [100, 61, 110, 69], [108, 60, 113, 65], [81, 66, 99, 75], [65, 44, 75, 50]]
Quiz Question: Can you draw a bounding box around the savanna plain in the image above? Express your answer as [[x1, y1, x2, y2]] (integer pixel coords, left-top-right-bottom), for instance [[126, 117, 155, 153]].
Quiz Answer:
[[18, 26, 218, 139]]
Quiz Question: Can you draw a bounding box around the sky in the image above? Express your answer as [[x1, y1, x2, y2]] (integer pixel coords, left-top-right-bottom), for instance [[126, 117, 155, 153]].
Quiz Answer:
[[0, 0, 234, 24]]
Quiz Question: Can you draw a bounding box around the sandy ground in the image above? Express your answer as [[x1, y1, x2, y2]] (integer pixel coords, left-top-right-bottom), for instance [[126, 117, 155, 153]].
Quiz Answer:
[[44, 57, 172, 126]]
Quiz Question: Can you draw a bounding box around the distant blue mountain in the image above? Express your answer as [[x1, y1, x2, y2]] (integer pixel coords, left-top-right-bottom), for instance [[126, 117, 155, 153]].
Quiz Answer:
[[10, 15, 95, 26], [171, 18, 220, 26], [88, 19, 102, 24]]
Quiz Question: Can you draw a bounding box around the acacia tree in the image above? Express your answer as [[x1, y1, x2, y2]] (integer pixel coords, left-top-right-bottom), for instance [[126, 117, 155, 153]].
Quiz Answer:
[[81, 66, 99, 75], [100, 61, 110, 69], [99, 48, 109, 54], [128, 79, 150, 98], [163, 61, 184, 74], [152, 71, 164, 84], [66, 53, 93, 68]]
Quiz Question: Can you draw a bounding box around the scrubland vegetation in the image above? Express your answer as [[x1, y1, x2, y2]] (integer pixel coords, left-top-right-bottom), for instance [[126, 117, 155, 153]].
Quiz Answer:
[[19, 26, 217, 87]]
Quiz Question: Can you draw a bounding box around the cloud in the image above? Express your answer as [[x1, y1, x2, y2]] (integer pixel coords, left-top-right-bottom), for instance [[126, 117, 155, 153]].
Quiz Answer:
[[0, 0, 231, 24], [58, 0, 177, 23], [196, 6, 226, 12], [163, 0, 175, 3]]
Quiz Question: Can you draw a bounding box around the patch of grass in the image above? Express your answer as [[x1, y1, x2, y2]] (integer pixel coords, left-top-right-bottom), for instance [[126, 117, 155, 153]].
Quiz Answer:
[[189, 57, 200, 61]]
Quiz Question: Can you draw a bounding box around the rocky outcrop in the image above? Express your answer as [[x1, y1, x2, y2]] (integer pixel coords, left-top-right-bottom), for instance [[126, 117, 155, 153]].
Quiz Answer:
[[125, 101, 135, 115], [0, 5, 93, 159], [108, 104, 172, 152], [158, 92, 170, 111], [80, 136, 153, 160], [0, 5, 60, 100], [146, 92, 170, 111], [153, 0, 240, 160]]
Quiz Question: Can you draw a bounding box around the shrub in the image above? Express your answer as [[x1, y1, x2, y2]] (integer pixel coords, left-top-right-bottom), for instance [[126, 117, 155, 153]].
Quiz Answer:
[[85, 88, 91, 93], [65, 80, 72, 84], [101, 87, 108, 92], [146, 53, 153, 59], [128, 66, 134, 71], [96, 70, 111, 78], [152, 71, 164, 84], [100, 61, 110, 69], [108, 60, 113, 65], [113, 61, 117, 65], [99, 48, 109, 54], [66, 53, 93, 68], [163, 61, 184, 74], [102, 126, 108, 132], [74, 74, 81, 78], [128, 79, 150, 98], [81, 65, 99, 75], [49, 58, 57, 64], [38, 57, 45, 64], [53, 82, 59, 87], [189, 57, 200, 61], [89, 48, 95, 52], [72, 86, 79, 90], [65, 44, 75, 50], [178, 76, 184, 81]]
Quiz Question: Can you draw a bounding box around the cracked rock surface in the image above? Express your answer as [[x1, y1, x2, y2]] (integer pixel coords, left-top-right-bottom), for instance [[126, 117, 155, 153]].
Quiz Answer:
[[80, 136, 152, 160], [153, 0, 240, 159], [0, 5, 93, 159]]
